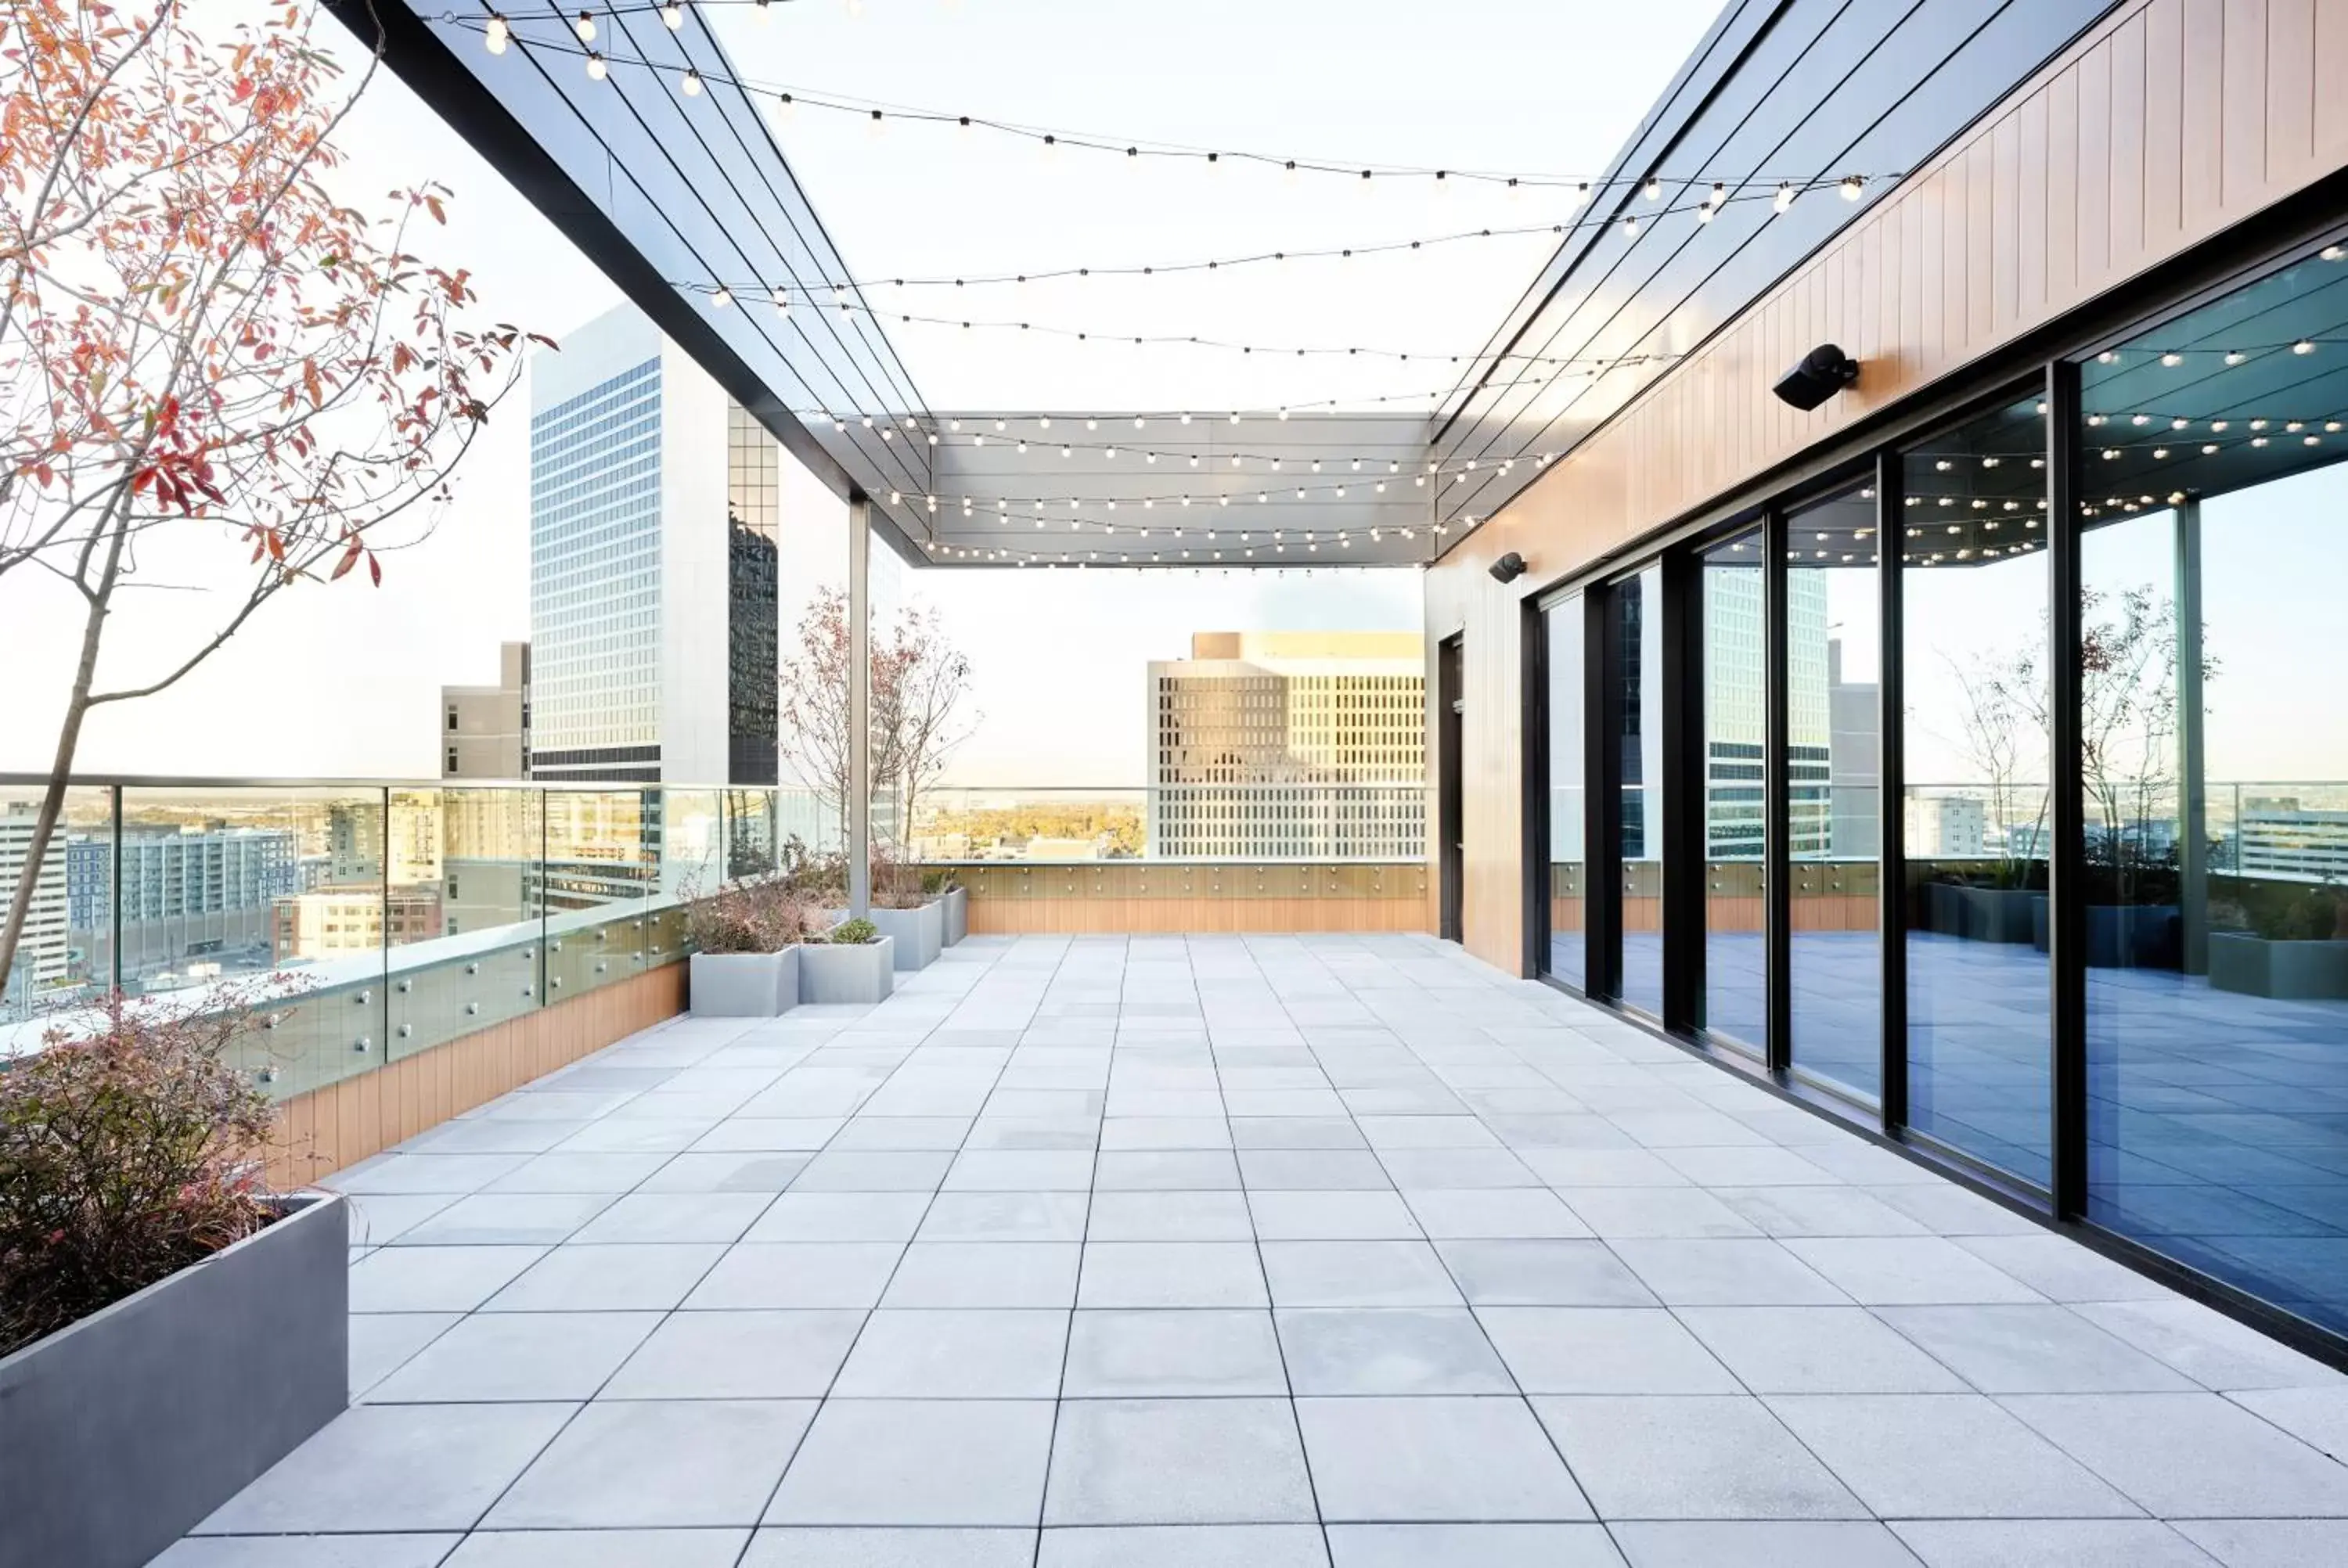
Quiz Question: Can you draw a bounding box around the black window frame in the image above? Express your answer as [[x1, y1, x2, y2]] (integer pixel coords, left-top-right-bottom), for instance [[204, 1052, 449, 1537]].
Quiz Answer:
[[1522, 198, 2348, 1373]]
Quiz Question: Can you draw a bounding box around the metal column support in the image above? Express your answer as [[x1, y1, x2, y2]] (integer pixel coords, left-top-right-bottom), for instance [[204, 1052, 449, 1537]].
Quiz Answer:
[[1588, 588, 1623, 1002], [1875, 451, 1910, 1129], [2047, 360, 2090, 1217], [1660, 546, 1705, 1035], [2175, 498, 2209, 976], [848, 494, 872, 919], [1763, 507, 1793, 1074]]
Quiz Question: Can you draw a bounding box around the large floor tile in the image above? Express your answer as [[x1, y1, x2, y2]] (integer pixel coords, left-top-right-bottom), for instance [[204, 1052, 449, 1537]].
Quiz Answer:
[[1044, 1398, 1316, 1525], [1276, 1307, 1514, 1395], [441, 1530, 753, 1566], [1607, 1521, 1925, 1566], [1531, 1396, 1865, 1519], [1323, 1523, 1622, 1567], [1079, 1242, 1269, 1307], [601, 1310, 865, 1399], [486, 1400, 816, 1528], [1676, 1306, 1968, 1394], [742, 1529, 1035, 1566], [1765, 1394, 2139, 1518], [2000, 1392, 2348, 1516], [767, 1400, 1057, 1526], [1874, 1304, 2195, 1393], [1062, 1308, 1290, 1397], [484, 1243, 726, 1312], [194, 1404, 576, 1534], [1258, 1240, 1461, 1307], [1296, 1396, 1590, 1523], [830, 1307, 1071, 1397], [1475, 1307, 1740, 1394], [1888, 1519, 2218, 1567], [1037, 1524, 1330, 1566], [364, 1311, 659, 1403]]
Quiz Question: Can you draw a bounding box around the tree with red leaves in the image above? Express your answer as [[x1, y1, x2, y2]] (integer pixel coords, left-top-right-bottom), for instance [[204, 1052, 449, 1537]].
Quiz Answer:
[[0, 2, 545, 991]]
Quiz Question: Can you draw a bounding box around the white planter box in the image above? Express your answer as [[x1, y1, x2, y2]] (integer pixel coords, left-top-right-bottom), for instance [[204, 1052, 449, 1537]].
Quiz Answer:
[[868, 901, 945, 971], [942, 884, 968, 946], [689, 949, 800, 1016], [799, 934, 895, 1003]]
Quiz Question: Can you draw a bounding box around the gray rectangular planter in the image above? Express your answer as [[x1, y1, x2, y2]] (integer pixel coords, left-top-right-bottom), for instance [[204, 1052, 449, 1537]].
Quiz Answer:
[[799, 934, 895, 1003], [0, 1192, 348, 1568], [2210, 932, 2348, 999], [690, 948, 800, 1016], [869, 900, 945, 972], [942, 884, 968, 946]]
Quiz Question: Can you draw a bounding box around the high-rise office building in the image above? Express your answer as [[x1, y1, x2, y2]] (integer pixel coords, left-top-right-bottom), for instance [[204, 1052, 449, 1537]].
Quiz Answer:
[[527, 302, 780, 786], [0, 804, 70, 1012], [441, 641, 531, 780], [2238, 799, 2348, 883], [67, 825, 298, 983], [1147, 631, 1425, 859], [1702, 567, 1835, 859]]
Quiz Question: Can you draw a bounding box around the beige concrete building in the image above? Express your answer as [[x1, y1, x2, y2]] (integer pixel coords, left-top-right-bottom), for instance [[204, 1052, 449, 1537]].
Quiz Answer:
[[1147, 632, 1426, 860], [441, 641, 531, 782]]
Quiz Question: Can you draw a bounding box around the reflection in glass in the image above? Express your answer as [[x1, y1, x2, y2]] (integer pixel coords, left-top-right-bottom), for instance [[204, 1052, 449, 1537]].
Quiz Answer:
[[1546, 595, 1586, 988], [1902, 393, 2052, 1185], [2, 786, 115, 1025], [1788, 488, 1884, 1100], [2082, 245, 2348, 1335], [1618, 566, 1666, 1014], [1699, 530, 1766, 1049]]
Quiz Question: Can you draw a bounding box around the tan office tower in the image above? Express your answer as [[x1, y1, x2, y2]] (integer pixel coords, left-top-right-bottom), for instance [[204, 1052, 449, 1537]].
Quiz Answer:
[[440, 642, 531, 781], [1147, 631, 1426, 860]]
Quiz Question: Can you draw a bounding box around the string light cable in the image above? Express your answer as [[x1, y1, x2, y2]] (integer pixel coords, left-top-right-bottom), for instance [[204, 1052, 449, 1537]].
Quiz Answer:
[[463, 7, 1888, 198]]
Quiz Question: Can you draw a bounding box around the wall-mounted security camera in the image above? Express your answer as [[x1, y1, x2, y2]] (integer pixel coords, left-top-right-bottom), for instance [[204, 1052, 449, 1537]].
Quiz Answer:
[[1488, 552, 1528, 584], [1772, 343, 1860, 411]]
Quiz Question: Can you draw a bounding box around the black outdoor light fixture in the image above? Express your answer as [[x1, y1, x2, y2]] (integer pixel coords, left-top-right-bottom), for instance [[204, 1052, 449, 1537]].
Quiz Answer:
[[1772, 343, 1861, 411], [1488, 551, 1528, 584]]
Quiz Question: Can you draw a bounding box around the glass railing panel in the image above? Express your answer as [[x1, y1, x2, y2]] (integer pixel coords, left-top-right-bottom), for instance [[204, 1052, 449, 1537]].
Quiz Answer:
[[543, 785, 662, 998], [386, 786, 546, 1060], [103, 785, 390, 1099], [908, 785, 1428, 863], [2, 783, 114, 1032]]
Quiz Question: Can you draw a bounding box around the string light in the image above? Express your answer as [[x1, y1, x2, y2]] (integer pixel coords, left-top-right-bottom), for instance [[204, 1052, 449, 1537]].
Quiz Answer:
[[449, 15, 1893, 201], [484, 13, 510, 53], [681, 67, 703, 95], [586, 52, 607, 81]]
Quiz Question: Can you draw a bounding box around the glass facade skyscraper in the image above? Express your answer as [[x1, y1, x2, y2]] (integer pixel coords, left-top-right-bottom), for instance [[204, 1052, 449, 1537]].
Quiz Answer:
[[526, 304, 782, 787]]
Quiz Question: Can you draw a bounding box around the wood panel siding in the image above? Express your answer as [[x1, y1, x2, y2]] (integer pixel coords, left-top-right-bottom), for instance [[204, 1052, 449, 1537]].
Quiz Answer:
[[954, 863, 1431, 936], [1427, 0, 2348, 974], [265, 962, 686, 1190]]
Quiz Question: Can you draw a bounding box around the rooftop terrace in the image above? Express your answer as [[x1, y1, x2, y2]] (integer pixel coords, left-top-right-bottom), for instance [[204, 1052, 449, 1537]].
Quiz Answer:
[[169, 933, 2348, 1566]]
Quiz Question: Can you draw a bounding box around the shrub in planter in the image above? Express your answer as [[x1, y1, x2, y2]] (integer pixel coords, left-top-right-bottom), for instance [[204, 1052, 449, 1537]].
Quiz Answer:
[[1, 991, 277, 1357], [0, 987, 348, 1568], [798, 919, 893, 1003], [685, 878, 826, 1016]]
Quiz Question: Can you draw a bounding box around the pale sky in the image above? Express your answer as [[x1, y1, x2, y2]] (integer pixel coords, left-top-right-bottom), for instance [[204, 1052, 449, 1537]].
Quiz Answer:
[[0, 0, 1725, 786]]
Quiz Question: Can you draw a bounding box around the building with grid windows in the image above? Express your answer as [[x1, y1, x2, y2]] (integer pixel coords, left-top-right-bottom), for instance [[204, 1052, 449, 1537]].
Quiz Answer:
[[1147, 631, 1425, 859], [527, 304, 779, 786]]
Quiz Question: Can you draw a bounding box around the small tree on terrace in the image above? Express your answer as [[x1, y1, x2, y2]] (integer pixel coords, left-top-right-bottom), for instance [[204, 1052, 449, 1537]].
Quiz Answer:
[[0, 1, 543, 989], [777, 586, 975, 854]]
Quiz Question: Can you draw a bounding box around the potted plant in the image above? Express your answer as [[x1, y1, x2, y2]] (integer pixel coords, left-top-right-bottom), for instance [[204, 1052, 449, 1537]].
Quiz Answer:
[[866, 854, 945, 972], [0, 989, 348, 1568], [685, 877, 821, 1017], [2210, 883, 2348, 999], [929, 866, 969, 947], [797, 916, 895, 1004]]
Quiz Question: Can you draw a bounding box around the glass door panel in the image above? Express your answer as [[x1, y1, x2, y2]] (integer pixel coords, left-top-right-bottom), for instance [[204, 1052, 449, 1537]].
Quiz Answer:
[[1545, 595, 1587, 989], [1788, 487, 1884, 1100], [1618, 566, 1666, 1016], [1699, 530, 1766, 1048]]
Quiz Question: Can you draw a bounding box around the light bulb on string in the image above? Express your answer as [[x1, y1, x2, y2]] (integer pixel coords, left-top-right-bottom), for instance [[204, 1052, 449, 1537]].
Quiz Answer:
[[1839, 174, 1864, 200], [1774, 182, 1796, 214], [681, 68, 703, 96], [574, 10, 596, 42], [661, 2, 684, 28], [1642, 176, 1662, 202], [484, 13, 510, 54], [586, 52, 607, 81]]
